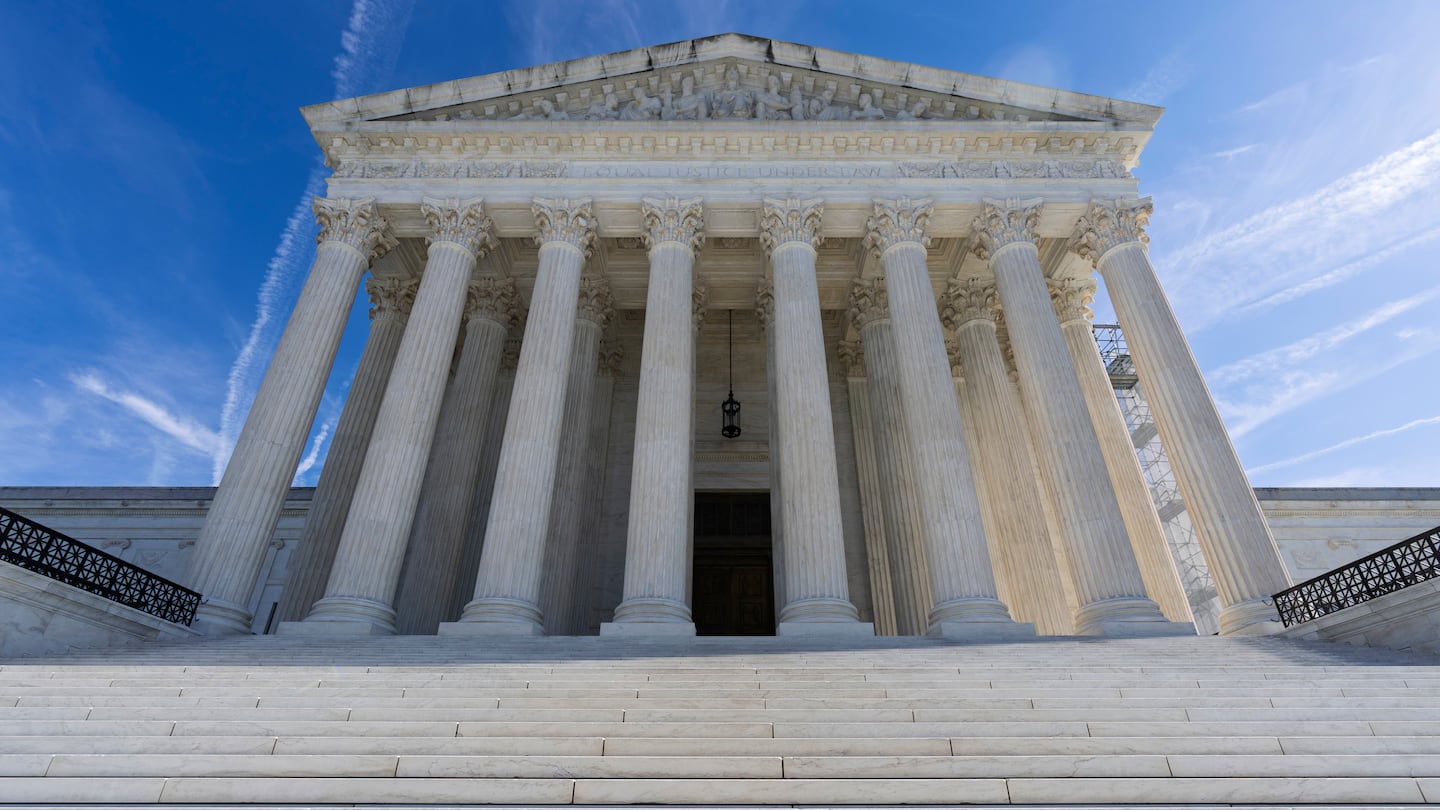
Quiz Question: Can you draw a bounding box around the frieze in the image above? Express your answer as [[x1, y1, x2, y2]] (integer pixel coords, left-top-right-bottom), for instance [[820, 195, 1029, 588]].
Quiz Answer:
[[331, 159, 1130, 182]]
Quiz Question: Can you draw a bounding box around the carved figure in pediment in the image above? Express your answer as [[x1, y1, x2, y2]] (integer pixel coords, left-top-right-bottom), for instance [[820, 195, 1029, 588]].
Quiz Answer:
[[808, 89, 850, 121], [510, 97, 569, 121], [896, 98, 931, 120], [756, 74, 800, 120], [713, 67, 753, 119], [584, 92, 621, 120], [668, 75, 709, 120], [852, 93, 886, 120], [620, 87, 662, 121]]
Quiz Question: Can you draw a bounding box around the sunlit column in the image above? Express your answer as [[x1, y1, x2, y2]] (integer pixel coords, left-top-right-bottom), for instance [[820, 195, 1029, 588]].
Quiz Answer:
[[1073, 198, 1290, 634], [275, 274, 416, 624], [186, 197, 394, 635], [756, 279, 787, 614], [447, 198, 596, 635], [301, 198, 496, 634], [838, 338, 898, 636]]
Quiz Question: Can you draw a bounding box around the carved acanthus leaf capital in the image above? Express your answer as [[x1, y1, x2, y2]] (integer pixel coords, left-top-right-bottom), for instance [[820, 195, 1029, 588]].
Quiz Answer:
[[1048, 277, 1098, 325], [945, 338, 965, 380], [1069, 198, 1152, 266], [847, 277, 891, 331], [759, 197, 824, 257], [754, 277, 776, 330], [863, 197, 933, 257], [532, 197, 597, 259], [422, 197, 497, 258], [598, 338, 624, 376], [641, 196, 705, 253], [938, 277, 999, 330], [501, 335, 523, 371], [464, 276, 521, 328], [993, 312, 1020, 383], [837, 338, 865, 378], [692, 273, 709, 331], [314, 197, 396, 261], [576, 275, 614, 328], [365, 275, 418, 322], [971, 198, 1043, 261]]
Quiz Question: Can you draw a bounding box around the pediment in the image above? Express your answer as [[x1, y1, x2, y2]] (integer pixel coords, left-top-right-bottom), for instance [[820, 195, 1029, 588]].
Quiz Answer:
[[302, 33, 1161, 131]]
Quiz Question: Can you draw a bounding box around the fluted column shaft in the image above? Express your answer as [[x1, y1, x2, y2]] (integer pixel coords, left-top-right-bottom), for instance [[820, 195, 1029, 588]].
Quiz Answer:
[[303, 199, 495, 633], [850, 302, 933, 635], [392, 279, 517, 635], [942, 281, 1071, 636], [1075, 198, 1289, 634], [975, 199, 1171, 635], [454, 198, 596, 634], [760, 199, 865, 631], [865, 199, 1022, 637], [540, 279, 610, 635], [186, 197, 393, 635], [1051, 278, 1192, 623], [840, 348, 898, 637], [608, 197, 703, 633], [275, 276, 414, 624], [757, 284, 787, 613]]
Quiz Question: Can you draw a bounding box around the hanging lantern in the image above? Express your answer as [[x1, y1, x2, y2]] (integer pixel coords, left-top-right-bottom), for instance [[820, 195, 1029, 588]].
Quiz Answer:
[[721, 310, 742, 438]]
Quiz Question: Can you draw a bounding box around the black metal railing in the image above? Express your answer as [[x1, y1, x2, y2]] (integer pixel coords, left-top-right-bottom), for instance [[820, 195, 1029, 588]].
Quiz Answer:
[[1273, 525, 1440, 627], [0, 506, 200, 626]]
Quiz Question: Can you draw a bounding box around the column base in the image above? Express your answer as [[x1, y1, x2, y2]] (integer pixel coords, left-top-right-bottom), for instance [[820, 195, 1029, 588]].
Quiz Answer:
[[276, 619, 394, 637], [1073, 596, 1173, 636], [437, 621, 543, 637], [612, 596, 692, 624], [298, 596, 398, 635], [928, 596, 1016, 626], [449, 596, 544, 635], [778, 596, 861, 624], [777, 620, 875, 638], [191, 599, 253, 636], [927, 620, 1036, 641], [1220, 598, 1286, 636], [600, 621, 696, 637]]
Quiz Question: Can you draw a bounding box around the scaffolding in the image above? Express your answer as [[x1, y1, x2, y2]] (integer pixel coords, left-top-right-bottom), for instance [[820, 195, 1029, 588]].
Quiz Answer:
[[1093, 324, 1222, 634]]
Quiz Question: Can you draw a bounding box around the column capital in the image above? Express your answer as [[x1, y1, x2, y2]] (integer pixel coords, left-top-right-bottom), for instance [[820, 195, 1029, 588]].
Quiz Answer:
[[598, 337, 624, 376], [759, 197, 824, 257], [863, 197, 933, 257], [1070, 197, 1153, 266], [464, 276, 521, 329], [945, 338, 965, 380], [993, 313, 1020, 383], [692, 272, 709, 331], [422, 197, 498, 258], [846, 276, 891, 331], [314, 197, 397, 261], [532, 197, 597, 259], [501, 335, 522, 370], [971, 198, 1043, 261], [366, 275, 418, 323], [1049, 276, 1098, 325], [837, 338, 865, 378], [938, 277, 998, 331], [641, 196, 705, 253], [576, 274, 614, 328], [754, 276, 776, 330]]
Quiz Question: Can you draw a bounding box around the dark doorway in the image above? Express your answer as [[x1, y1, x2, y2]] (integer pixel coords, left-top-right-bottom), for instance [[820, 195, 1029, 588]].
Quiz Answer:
[[693, 492, 774, 636]]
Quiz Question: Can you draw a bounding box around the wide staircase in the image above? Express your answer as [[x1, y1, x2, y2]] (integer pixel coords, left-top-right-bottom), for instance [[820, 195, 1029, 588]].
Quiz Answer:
[[2, 634, 1439, 807]]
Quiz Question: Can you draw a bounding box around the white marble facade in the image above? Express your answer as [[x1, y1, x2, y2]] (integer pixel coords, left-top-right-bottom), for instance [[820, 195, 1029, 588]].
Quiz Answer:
[[180, 34, 1296, 638]]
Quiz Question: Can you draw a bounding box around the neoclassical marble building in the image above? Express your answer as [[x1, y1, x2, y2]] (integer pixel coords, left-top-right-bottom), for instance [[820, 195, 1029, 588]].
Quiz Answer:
[[184, 34, 1292, 641]]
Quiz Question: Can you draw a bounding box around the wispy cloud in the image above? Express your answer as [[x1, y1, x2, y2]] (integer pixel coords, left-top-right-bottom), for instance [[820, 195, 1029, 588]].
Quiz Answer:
[[213, 0, 414, 484], [1210, 144, 1256, 160], [1121, 49, 1191, 106], [70, 372, 223, 457], [1251, 414, 1440, 475]]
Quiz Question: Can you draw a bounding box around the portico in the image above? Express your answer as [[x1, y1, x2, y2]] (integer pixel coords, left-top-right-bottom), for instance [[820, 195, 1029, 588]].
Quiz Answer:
[[185, 34, 1290, 640]]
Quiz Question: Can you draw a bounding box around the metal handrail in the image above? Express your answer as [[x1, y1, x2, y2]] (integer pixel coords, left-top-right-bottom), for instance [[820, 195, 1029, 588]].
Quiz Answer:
[[0, 505, 200, 626], [1273, 524, 1440, 627]]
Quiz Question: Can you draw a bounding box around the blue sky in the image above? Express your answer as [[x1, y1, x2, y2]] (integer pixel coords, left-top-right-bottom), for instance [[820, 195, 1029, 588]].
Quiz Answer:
[[2, 1, 1439, 489]]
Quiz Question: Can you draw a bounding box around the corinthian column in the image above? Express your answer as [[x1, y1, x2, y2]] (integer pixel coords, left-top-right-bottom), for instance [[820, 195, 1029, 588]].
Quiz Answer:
[[974, 198, 1185, 637], [541, 275, 612, 635], [604, 197, 704, 635], [186, 197, 394, 635], [392, 277, 520, 635], [275, 275, 416, 624], [1049, 276, 1191, 623], [939, 277, 1071, 636], [759, 198, 869, 636], [756, 280, 787, 613], [847, 278, 933, 635], [447, 198, 596, 635], [838, 339, 898, 636], [298, 198, 496, 634], [864, 198, 1028, 639], [1072, 198, 1290, 634]]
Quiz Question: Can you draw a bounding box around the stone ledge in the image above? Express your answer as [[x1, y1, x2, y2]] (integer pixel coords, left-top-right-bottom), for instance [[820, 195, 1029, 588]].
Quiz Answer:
[[1278, 578, 1440, 657]]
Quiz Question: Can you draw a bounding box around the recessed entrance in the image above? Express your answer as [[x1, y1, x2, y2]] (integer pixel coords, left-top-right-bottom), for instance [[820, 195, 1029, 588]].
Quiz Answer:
[[692, 492, 774, 636]]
